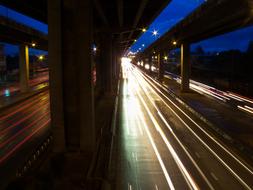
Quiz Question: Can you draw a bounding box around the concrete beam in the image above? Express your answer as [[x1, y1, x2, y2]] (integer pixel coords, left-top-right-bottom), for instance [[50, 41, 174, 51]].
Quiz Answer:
[[19, 44, 29, 92], [158, 53, 164, 81]]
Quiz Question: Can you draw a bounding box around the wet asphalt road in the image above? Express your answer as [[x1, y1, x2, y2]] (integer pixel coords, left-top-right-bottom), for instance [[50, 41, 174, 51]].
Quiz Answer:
[[110, 64, 253, 190]]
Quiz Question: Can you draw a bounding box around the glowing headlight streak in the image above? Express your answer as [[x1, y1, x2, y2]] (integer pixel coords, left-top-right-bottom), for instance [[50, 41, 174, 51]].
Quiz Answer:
[[225, 93, 244, 102], [237, 105, 253, 115], [228, 92, 253, 104], [137, 110, 175, 190], [133, 70, 214, 190], [190, 83, 227, 102], [135, 69, 253, 189], [245, 105, 253, 111], [165, 72, 231, 102], [126, 73, 175, 190], [130, 73, 199, 190]]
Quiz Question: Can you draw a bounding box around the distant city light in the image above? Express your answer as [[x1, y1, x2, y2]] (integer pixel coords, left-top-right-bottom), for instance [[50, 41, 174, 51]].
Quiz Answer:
[[151, 66, 157, 71], [31, 43, 36, 47], [142, 28, 147, 32], [4, 89, 10, 97], [173, 41, 177, 45], [142, 44, 145, 47], [144, 64, 150, 70], [39, 55, 44, 60], [164, 56, 168, 60], [93, 47, 97, 52], [134, 39, 137, 42]]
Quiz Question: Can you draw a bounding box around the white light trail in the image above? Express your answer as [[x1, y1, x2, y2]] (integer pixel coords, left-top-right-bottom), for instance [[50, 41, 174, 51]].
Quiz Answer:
[[131, 72, 199, 190], [237, 105, 253, 115], [136, 68, 253, 189]]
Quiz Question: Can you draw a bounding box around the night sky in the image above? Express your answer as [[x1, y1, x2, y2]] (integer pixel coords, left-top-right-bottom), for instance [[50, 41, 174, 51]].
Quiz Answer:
[[130, 0, 253, 53], [0, 1, 253, 56], [130, 0, 205, 52]]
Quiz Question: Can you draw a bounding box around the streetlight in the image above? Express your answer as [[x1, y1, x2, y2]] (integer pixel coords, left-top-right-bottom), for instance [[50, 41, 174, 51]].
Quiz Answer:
[[31, 43, 36, 47], [142, 28, 147, 32], [172, 41, 177, 45], [152, 30, 158, 36], [164, 56, 168, 60], [39, 55, 44, 61]]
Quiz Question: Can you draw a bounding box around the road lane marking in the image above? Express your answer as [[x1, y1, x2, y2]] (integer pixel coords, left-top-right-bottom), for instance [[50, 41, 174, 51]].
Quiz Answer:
[[136, 68, 253, 190], [142, 69, 253, 174], [128, 183, 132, 190], [195, 152, 201, 159], [133, 70, 214, 190], [210, 172, 219, 181], [137, 111, 175, 190], [131, 77, 194, 190], [128, 80, 175, 190]]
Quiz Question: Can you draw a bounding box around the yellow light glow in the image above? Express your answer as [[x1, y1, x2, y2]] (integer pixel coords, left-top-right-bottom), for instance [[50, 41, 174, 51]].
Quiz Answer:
[[164, 56, 168, 60], [173, 41, 177, 45], [31, 43, 36, 47], [142, 28, 147, 32], [39, 55, 44, 60]]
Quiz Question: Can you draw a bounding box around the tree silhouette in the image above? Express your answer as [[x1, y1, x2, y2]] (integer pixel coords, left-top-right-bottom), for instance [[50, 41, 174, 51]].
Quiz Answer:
[[195, 45, 205, 55], [247, 40, 253, 54]]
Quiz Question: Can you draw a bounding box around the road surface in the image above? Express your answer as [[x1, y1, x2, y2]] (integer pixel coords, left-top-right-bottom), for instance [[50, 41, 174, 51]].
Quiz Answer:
[[110, 62, 253, 190]]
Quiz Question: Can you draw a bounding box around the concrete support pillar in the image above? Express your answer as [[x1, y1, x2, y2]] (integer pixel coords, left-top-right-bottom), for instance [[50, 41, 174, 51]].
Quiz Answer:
[[181, 43, 191, 92], [148, 56, 152, 73], [19, 44, 29, 92], [48, 0, 95, 153], [157, 53, 164, 81], [100, 34, 113, 94], [116, 54, 121, 80]]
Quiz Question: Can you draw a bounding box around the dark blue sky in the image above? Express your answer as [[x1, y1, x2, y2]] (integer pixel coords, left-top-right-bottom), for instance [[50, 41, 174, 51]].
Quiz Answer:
[[0, 1, 253, 56], [192, 25, 253, 52], [130, 0, 253, 53], [130, 0, 205, 52]]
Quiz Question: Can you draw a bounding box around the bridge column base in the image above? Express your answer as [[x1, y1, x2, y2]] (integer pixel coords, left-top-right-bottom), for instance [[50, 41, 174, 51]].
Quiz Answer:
[[181, 43, 191, 92]]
